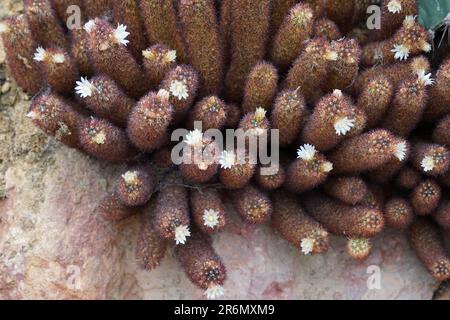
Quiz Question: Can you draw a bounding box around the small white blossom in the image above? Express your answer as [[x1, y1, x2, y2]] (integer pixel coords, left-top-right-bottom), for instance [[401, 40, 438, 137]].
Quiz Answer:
[[321, 161, 333, 173], [184, 129, 203, 146], [421, 42, 432, 53], [83, 20, 95, 33], [417, 70, 434, 86], [421, 156, 435, 172], [26, 110, 38, 120], [157, 89, 170, 100], [165, 50, 177, 63], [391, 44, 410, 61], [218, 150, 235, 169], [92, 131, 106, 145], [403, 15, 416, 28], [297, 144, 317, 161], [334, 117, 355, 135], [387, 0, 402, 14], [301, 238, 315, 255], [121, 171, 138, 185], [325, 50, 338, 61], [113, 24, 130, 46], [0, 22, 8, 34], [51, 53, 65, 64], [333, 89, 343, 97], [170, 80, 189, 100], [254, 107, 267, 121], [394, 142, 407, 161], [75, 77, 95, 98], [174, 225, 191, 245], [204, 284, 225, 300], [203, 209, 220, 228], [33, 47, 47, 62]]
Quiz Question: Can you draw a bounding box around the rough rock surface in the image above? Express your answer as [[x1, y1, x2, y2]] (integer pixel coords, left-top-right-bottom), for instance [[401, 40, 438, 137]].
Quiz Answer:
[[0, 0, 445, 300]]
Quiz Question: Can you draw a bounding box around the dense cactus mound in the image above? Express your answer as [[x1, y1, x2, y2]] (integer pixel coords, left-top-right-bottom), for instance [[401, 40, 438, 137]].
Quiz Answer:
[[1, 0, 449, 299]]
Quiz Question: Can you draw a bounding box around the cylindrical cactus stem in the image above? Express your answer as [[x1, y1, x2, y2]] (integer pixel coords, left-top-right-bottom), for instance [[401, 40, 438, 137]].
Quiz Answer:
[[97, 192, 141, 221], [229, 184, 272, 224], [433, 115, 450, 148], [190, 188, 226, 234], [269, 0, 298, 35], [315, 18, 342, 41], [79, 117, 139, 163], [382, 72, 433, 137], [142, 44, 177, 90], [50, 0, 83, 23], [153, 176, 191, 245], [75, 75, 135, 128], [410, 219, 450, 281], [347, 238, 373, 261], [284, 37, 337, 103], [255, 164, 286, 191], [241, 61, 278, 113], [127, 89, 173, 152], [270, 88, 307, 147], [425, 58, 450, 122], [83, 0, 112, 19], [323, 176, 368, 205], [360, 184, 385, 210], [304, 0, 326, 16], [84, 18, 148, 98], [160, 64, 199, 124], [219, 0, 232, 64], [356, 75, 394, 128], [270, 3, 314, 71], [411, 141, 450, 177], [374, 0, 418, 40], [323, 38, 361, 91], [303, 192, 385, 238], [115, 168, 156, 207], [0, 15, 42, 94], [325, 0, 355, 30], [224, 0, 270, 101], [186, 96, 228, 131], [69, 28, 94, 77], [113, 0, 147, 62], [139, 0, 186, 63], [238, 107, 271, 140], [135, 209, 167, 270], [410, 179, 442, 216], [223, 103, 241, 128], [33, 47, 78, 96], [218, 149, 256, 190], [434, 201, 450, 230], [179, 129, 219, 184], [179, 0, 223, 96], [396, 166, 421, 190], [24, 0, 67, 49], [328, 129, 404, 174], [285, 144, 333, 193], [175, 230, 226, 300], [272, 191, 329, 255], [28, 90, 85, 148], [384, 197, 414, 229], [302, 90, 364, 151]]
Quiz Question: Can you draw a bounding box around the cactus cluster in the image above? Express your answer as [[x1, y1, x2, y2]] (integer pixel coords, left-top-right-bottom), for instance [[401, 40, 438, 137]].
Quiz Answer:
[[1, 0, 449, 299]]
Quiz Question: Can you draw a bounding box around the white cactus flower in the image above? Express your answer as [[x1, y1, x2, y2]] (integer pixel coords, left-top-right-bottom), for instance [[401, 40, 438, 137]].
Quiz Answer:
[[174, 225, 191, 245], [391, 44, 410, 61], [301, 238, 315, 255], [184, 129, 203, 146], [204, 284, 225, 300], [33, 47, 47, 62], [170, 80, 189, 100], [203, 209, 220, 228], [297, 144, 317, 161], [417, 70, 435, 86], [421, 156, 435, 172], [75, 77, 95, 98], [218, 150, 235, 169], [84, 20, 95, 33], [387, 0, 402, 14], [113, 24, 130, 46], [394, 142, 407, 161], [334, 117, 355, 136]]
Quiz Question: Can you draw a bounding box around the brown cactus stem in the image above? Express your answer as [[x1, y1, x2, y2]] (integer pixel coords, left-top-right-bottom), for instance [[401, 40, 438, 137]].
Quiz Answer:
[[410, 219, 450, 281], [255, 164, 286, 191], [384, 197, 414, 229], [127, 90, 173, 152], [218, 150, 256, 190], [69, 28, 94, 77], [24, 0, 67, 49], [347, 238, 373, 261], [219, 0, 232, 65], [28, 90, 85, 149], [373, 0, 418, 40], [160, 65, 199, 124], [326, 0, 355, 31], [270, 3, 314, 71], [434, 201, 450, 230], [424, 58, 450, 122], [142, 44, 177, 90], [139, 0, 186, 62], [303, 192, 385, 238], [175, 230, 226, 299], [410, 179, 441, 216], [360, 184, 386, 210], [313, 18, 342, 40], [187, 96, 228, 131], [79, 117, 139, 163], [272, 191, 329, 255], [34, 47, 78, 96], [85, 18, 148, 98], [75, 75, 135, 128], [113, 0, 147, 62], [0, 15, 42, 94], [328, 129, 403, 174], [97, 192, 142, 221], [433, 115, 450, 148], [229, 184, 272, 224], [270, 0, 298, 36], [323, 176, 368, 205], [135, 208, 167, 270], [411, 141, 450, 177], [223, 103, 241, 128], [179, 0, 224, 96], [83, 0, 112, 19], [241, 61, 278, 113], [270, 88, 307, 147], [396, 166, 421, 190], [115, 168, 156, 207], [224, 0, 270, 101], [190, 188, 226, 234]]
